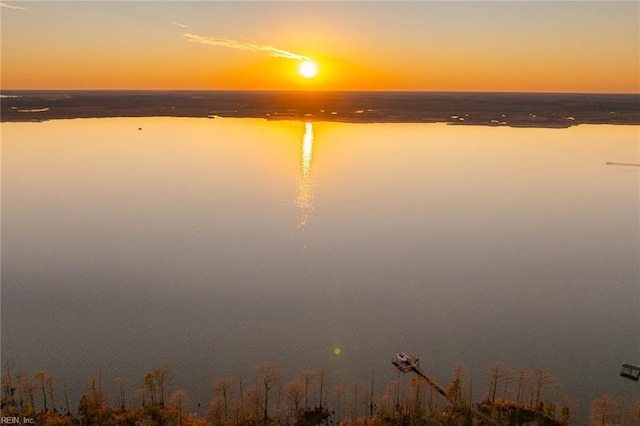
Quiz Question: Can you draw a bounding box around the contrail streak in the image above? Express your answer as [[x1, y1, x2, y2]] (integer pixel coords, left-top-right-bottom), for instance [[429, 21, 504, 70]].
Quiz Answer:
[[183, 33, 310, 61], [0, 2, 28, 10]]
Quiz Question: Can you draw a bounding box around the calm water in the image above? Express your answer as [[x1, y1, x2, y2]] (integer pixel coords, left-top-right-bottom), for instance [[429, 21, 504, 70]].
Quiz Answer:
[[2, 118, 638, 416]]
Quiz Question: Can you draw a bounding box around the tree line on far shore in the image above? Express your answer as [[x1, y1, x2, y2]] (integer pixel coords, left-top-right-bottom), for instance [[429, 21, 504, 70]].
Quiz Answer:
[[1, 357, 638, 425]]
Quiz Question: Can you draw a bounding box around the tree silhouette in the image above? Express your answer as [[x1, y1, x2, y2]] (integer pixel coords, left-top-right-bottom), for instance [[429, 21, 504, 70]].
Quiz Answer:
[[485, 363, 511, 403], [315, 368, 330, 408], [2, 357, 16, 410], [35, 371, 48, 412], [589, 395, 621, 426], [62, 379, 71, 415], [410, 376, 427, 420], [284, 380, 304, 418], [18, 374, 36, 416], [331, 383, 347, 422], [211, 377, 234, 422], [531, 369, 555, 408], [208, 396, 225, 425], [255, 362, 284, 421], [77, 375, 108, 426], [514, 369, 529, 406], [299, 370, 315, 409], [446, 364, 465, 403], [45, 374, 56, 412], [115, 376, 127, 410], [152, 365, 172, 407], [0, 359, 597, 425], [143, 371, 156, 406], [350, 381, 365, 422], [168, 390, 189, 426]]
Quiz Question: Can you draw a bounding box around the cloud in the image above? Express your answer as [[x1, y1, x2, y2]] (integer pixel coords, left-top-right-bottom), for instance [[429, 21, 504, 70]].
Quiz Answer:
[[0, 2, 28, 10], [183, 33, 310, 61], [172, 22, 188, 28]]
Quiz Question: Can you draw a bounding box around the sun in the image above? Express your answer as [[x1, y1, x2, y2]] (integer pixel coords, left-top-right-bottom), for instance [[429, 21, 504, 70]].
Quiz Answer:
[[298, 60, 318, 79]]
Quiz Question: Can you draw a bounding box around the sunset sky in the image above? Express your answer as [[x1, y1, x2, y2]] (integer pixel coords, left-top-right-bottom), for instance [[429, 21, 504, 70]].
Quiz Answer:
[[1, 1, 638, 92]]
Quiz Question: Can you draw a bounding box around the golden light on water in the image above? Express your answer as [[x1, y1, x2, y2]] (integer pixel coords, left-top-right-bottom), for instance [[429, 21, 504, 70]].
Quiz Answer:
[[296, 122, 315, 228], [301, 122, 314, 177]]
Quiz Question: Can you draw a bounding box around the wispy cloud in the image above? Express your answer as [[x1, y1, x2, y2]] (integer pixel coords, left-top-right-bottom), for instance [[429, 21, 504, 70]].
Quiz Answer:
[[172, 22, 188, 28], [183, 33, 310, 61], [0, 2, 28, 10]]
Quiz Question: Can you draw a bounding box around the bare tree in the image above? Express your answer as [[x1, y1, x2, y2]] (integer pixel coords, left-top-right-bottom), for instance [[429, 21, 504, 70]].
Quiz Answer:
[[299, 370, 315, 409], [144, 371, 156, 406], [245, 383, 261, 420], [63, 379, 71, 415], [351, 382, 363, 422], [332, 383, 347, 422], [45, 375, 56, 412], [255, 363, 284, 421], [410, 376, 427, 419], [35, 371, 48, 412], [514, 369, 529, 406], [367, 372, 375, 420], [168, 390, 189, 426], [2, 357, 15, 408], [236, 374, 246, 421], [316, 368, 330, 408], [208, 396, 225, 425], [115, 376, 127, 409], [447, 364, 465, 403], [284, 380, 304, 418], [82, 375, 107, 426], [531, 369, 555, 408], [152, 365, 172, 407], [589, 395, 621, 426], [485, 364, 511, 403], [211, 378, 234, 422], [19, 374, 36, 416], [376, 385, 395, 420]]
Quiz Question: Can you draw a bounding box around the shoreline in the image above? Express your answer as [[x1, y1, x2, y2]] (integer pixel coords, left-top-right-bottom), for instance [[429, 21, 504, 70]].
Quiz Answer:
[[2, 90, 639, 128]]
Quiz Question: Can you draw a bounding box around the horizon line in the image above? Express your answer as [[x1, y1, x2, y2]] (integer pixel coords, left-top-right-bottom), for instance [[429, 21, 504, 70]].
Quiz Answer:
[[2, 88, 639, 96]]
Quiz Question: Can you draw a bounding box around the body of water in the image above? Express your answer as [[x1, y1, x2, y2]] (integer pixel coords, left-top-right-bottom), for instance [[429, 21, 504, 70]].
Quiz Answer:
[[1, 117, 638, 419]]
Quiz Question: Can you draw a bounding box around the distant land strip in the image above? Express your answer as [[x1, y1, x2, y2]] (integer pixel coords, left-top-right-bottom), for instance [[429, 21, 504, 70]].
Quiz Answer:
[[2, 91, 639, 128], [606, 162, 640, 167]]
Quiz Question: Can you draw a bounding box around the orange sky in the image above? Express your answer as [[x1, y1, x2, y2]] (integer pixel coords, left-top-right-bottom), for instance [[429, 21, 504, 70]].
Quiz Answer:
[[1, 1, 638, 92]]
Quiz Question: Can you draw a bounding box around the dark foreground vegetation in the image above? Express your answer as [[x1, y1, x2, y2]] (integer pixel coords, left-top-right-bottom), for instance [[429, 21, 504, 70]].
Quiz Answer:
[[1, 359, 639, 426], [2, 91, 639, 128]]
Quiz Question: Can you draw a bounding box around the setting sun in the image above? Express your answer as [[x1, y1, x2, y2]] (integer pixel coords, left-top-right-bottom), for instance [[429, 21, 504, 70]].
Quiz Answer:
[[298, 60, 318, 79], [2, 3, 639, 425]]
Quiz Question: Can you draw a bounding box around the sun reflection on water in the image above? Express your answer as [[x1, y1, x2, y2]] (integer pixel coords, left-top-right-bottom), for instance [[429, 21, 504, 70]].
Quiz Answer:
[[296, 122, 315, 229]]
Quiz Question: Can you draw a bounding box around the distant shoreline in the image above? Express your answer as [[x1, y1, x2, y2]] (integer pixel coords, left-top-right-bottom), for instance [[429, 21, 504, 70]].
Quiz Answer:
[[2, 90, 639, 128]]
